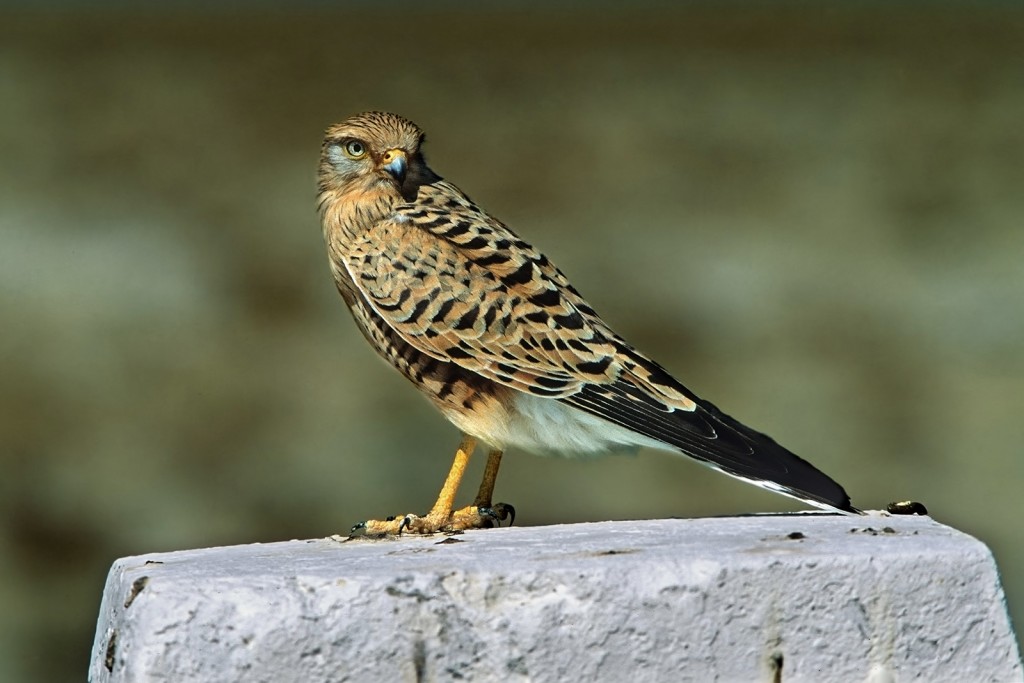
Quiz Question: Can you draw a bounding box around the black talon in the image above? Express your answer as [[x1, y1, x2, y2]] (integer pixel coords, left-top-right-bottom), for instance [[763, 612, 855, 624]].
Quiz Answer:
[[479, 503, 515, 527], [398, 514, 415, 535], [349, 521, 367, 536], [493, 502, 515, 527]]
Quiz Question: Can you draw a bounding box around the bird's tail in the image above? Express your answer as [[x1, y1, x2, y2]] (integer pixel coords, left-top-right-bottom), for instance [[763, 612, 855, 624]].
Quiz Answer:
[[564, 381, 859, 514]]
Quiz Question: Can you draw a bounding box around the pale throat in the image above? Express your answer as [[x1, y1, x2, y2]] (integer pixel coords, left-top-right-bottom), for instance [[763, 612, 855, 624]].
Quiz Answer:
[[319, 181, 402, 245]]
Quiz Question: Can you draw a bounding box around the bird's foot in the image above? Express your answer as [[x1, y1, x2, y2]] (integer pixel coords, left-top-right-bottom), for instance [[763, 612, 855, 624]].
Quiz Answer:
[[449, 502, 515, 530], [349, 502, 515, 537]]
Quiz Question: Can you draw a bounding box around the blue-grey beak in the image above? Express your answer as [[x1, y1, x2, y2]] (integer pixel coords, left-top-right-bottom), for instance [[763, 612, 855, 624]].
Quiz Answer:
[[381, 149, 408, 183]]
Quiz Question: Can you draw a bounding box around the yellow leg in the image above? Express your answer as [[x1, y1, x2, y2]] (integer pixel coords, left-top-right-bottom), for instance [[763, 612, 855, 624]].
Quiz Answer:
[[351, 435, 515, 536], [473, 449, 503, 507], [451, 447, 514, 528], [421, 434, 476, 523]]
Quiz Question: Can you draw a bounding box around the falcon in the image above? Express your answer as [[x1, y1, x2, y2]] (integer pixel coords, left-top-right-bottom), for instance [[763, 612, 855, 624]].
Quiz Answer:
[[317, 111, 858, 535]]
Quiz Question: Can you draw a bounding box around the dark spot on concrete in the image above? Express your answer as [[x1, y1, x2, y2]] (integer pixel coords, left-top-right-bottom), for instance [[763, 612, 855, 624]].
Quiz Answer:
[[435, 537, 464, 545], [124, 575, 149, 608], [386, 584, 433, 602], [769, 651, 784, 683], [591, 548, 637, 556], [413, 639, 427, 683], [104, 630, 117, 672], [507, 655, 529, 675], [882, 526, 897, 534], [786, 532, 805, 540]]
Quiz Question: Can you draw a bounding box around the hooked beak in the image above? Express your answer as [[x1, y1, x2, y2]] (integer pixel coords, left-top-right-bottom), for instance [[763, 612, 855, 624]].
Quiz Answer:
[[381, 148, 408, 183]]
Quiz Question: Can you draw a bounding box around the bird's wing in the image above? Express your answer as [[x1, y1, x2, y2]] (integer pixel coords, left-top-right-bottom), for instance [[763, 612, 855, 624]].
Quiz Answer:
[[339, 189, 623, 398], [357, 181, 700, 408]]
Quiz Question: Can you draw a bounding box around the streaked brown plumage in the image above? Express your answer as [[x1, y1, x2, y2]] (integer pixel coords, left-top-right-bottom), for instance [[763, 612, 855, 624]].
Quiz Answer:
[[318, 111, 857, 535]]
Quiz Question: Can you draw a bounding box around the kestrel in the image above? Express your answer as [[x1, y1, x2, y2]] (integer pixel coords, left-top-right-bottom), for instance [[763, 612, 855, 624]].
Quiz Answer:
[[317, 111, 858, 535]]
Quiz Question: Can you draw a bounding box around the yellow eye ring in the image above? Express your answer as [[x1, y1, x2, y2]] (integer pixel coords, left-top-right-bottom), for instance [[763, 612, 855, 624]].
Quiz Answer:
[[343, 140, 367, 159]]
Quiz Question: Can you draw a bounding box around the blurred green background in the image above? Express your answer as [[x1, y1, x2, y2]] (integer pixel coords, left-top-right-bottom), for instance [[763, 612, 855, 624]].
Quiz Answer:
[[2, 3, 1022, 681]]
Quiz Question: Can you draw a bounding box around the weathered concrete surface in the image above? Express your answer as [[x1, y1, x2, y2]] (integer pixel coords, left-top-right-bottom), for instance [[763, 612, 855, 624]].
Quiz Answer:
[[89, 514, 1021, 683]]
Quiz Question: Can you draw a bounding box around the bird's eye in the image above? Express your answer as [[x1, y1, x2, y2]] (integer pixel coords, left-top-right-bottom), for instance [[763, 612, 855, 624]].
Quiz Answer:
[[343, 140, 367, 159]]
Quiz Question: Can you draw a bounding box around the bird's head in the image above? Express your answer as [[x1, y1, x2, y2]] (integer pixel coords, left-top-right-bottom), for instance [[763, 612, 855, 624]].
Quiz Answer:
[[319, 111, 439, 202]]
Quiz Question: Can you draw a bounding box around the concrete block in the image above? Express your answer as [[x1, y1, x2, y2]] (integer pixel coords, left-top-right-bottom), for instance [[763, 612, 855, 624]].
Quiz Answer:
[[89, 514, 1021, 682]]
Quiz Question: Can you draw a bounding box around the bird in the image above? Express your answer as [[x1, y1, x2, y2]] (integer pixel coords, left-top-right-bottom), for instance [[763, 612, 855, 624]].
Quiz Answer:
[[317, 111, 859, 535]]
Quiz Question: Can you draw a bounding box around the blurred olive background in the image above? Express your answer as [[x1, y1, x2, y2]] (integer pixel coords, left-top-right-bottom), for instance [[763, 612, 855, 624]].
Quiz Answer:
[[2, 3, 1022, 681]]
